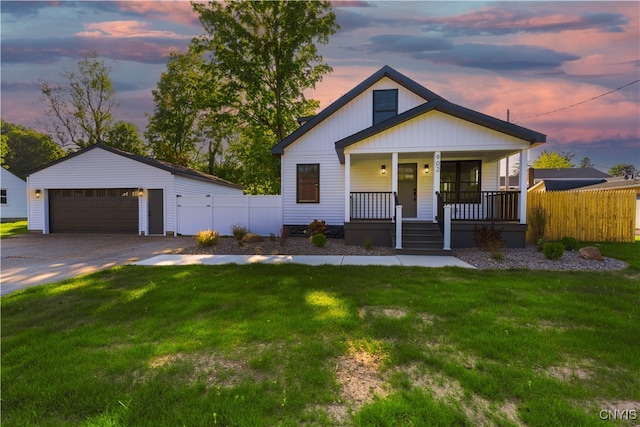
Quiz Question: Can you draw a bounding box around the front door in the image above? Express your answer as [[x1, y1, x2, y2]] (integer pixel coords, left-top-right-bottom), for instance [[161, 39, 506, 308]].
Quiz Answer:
[[148, 189, 164, 235], [397, 163, 417, 218]]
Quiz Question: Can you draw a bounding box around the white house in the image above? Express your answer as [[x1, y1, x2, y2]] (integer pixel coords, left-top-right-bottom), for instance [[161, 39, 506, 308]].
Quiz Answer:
[[26, 144, 243, 235], [1, 167, 28, 221], [272, 66, 547, 251]]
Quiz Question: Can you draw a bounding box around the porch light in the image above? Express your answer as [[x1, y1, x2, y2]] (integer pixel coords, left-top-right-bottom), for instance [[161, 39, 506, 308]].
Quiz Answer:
[[35, 189, 41, 198], [424, 164, 430, 174], [138, 188, 144, 197], [381, 165, 386, 174]]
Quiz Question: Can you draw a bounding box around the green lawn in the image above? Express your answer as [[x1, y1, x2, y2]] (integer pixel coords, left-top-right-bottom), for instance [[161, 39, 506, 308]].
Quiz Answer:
[[0, 220, 28, 238], [2, 242, 638, 426]]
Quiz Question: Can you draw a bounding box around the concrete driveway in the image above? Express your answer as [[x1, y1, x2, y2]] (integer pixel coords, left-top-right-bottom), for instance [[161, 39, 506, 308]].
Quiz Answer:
[[1, 233, 194, 296]]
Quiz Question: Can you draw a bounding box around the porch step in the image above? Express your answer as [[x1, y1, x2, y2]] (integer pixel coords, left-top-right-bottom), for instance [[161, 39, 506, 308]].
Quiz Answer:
[[396, 222, 450, 256]]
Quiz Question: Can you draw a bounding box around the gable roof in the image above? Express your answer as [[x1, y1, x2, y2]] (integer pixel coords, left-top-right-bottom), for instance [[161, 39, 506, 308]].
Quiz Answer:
[[271, 65, 445, 156], [27, 144, 244, 190], [334, 98, 547, 163], [533, 167, 610, 180], [272, 65, 546, 161]]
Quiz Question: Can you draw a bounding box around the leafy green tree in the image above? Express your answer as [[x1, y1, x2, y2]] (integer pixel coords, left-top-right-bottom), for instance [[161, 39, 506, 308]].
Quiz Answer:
[[38, 51, 119, 150], [106, 121, 147, 155], [579, 157, 594, 168], [1, 133, 8, 166], [191, 0, 337, 193], [533, 150, 574, 168], [608, 163, 637, 177], [226, 125, 282, 194], [1, 120, 65, 178], [146, 49, 234, 170]]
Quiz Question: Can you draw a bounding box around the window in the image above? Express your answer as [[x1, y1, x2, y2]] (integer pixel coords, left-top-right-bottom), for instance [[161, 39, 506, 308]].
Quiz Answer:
[[297, 164, 319, 203], [373, 89, 398, 124], [0, 189, 6, 204], [440, 160, 481, 203]]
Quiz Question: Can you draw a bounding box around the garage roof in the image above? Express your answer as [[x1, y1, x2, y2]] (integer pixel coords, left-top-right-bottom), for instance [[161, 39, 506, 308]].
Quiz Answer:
[[27, 144, 244, 190]]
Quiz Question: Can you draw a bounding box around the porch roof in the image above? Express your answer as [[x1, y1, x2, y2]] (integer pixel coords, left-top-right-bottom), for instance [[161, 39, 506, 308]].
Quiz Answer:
[[271, 65, 445, 157], [335, 99, 547, 163]]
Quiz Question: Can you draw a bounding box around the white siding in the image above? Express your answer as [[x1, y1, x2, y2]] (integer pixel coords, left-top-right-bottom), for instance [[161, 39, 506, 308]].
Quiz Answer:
[[280, 77, 524, 225], [281, 152, 344, 225], [346, 111, 530, 155], [287, 77, 427, 157], [28, 149, 175, 234], [282, 77, 427, 225], [481, 161, 500, 192], [1, 168, 27, 219], [27, 148, 245, 234], [350, 157, 435, 220]]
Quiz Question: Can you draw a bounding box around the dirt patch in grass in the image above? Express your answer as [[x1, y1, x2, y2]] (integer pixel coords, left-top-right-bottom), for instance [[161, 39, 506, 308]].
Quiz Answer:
[[400, 363, 524, 426], [147, 352, 256, 387], [358, 306, 407, 319], [544, 358, 595, 381], [335, 346, 388, 408]]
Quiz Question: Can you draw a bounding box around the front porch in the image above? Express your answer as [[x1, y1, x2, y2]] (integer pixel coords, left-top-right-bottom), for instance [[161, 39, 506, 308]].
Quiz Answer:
[[342, 148, 532, 251], [344, 188, 528, 252]]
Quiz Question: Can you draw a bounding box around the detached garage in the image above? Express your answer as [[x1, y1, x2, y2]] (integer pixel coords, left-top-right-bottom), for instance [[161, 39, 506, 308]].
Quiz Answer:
[[27, 144, 243, 235]]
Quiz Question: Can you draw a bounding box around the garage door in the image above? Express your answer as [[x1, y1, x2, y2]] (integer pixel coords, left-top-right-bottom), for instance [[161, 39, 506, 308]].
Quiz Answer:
[[49, 188, 139, 233]]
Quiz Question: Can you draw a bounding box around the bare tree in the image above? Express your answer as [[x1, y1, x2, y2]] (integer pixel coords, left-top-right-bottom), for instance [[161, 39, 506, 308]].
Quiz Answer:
[[39, 51, 119, 150]]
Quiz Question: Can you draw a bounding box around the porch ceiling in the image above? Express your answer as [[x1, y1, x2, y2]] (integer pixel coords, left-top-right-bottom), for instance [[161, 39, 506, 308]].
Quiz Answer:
[[347, 149, 523, 163]]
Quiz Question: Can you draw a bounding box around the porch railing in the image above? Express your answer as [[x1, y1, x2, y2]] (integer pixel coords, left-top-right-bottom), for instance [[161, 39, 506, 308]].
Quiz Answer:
[[437, 191, 520, 221], [350, 192, 397, 220]]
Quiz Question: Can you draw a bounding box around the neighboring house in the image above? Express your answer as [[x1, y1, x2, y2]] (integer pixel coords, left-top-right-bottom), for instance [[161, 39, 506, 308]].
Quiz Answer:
[[1, 167, 28, 222], [26, 144, 243, 235], [501, 167, 610, 191], [272, 65, 546, 251], [527, 179, 608, 192]]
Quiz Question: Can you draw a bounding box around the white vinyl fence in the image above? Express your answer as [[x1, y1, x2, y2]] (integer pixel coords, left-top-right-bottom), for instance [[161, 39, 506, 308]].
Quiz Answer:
[[176, 195, 282, 236]]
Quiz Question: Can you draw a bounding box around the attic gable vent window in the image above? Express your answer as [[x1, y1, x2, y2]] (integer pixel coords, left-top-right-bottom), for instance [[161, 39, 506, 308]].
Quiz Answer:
[[373, 89, 398, 125]]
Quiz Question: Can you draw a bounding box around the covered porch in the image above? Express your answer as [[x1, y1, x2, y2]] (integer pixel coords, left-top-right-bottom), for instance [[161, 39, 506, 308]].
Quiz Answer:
[[343, 149, 531, 251]]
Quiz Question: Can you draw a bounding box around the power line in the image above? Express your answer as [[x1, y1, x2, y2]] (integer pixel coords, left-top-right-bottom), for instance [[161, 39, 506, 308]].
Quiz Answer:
[[521, 79, 639, 120]]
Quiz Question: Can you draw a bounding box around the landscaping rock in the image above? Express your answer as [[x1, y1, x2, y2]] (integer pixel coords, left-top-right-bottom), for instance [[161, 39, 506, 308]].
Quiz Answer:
[[579, 246, 604, 261], [241, 233, 263, 243]]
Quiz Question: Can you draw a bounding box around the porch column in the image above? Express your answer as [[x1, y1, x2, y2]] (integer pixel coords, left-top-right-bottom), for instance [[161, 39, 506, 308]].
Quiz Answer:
[[432, 151, 441, 222], [391, 152, 398, 196], [518, 149, 528, 224], [504, 156, 510, 190], [344, 153, 351, 223]]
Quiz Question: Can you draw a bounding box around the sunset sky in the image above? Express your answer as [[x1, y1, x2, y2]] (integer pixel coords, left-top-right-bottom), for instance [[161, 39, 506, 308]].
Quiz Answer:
[[2, 1, 638, 173]]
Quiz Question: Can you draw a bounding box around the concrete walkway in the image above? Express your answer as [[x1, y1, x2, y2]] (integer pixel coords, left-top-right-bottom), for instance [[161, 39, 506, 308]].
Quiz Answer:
[[134, 254, 475, 268]]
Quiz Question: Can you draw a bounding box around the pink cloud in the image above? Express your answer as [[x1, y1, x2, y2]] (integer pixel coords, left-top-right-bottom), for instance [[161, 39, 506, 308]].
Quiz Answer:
[[116, 1, 202, 27], [77, 21, 190, 39]]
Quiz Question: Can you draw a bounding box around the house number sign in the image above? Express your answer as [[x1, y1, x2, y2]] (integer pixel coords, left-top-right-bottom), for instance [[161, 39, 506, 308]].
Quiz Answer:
[[435, 153, 440, 173]]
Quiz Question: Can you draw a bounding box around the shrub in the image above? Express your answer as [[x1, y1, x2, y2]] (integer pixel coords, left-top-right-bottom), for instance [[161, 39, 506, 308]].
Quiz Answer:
[[231, 224, 248, 240], [195, 229, 219, 247], [363, 236, 374, 251], [474, 223, 503, 256], [311, 233, 327, 247], [529, 205, 548, 243], [543, 242, 565, 260], [560, 236, 579, 251], [491, 252, 504, 261], [307, 219, 328, 236]]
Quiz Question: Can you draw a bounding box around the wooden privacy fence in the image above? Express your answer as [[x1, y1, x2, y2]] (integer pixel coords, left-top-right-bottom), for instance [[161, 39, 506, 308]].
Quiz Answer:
[[527, 190, 635, 242]]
